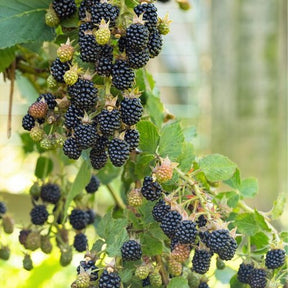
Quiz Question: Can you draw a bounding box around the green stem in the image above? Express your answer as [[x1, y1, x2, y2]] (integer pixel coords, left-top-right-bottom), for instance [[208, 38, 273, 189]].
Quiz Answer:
[[106, 184, 126, 210], [155, 255, 169, 286]]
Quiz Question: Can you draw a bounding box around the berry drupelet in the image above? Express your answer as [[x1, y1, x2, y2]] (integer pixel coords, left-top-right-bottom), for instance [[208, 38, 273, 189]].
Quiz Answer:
[[121, 240, 142, 261]]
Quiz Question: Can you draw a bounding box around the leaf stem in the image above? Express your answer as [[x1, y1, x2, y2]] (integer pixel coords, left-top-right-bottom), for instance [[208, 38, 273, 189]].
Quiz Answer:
[[155, 255, 169, 286], [106, 184, 126, 210]]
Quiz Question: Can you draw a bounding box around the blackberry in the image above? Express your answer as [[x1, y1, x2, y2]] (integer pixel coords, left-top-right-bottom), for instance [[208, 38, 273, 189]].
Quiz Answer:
[[96, 56, 113, 77], [127, 48, 150, 69], [69, 208, 89, 230], [199, 231, 210, 246], [64, 105, 84, 130], [52, 0, 76, 19], [37, 93, 57, 110], [152, 199, 171, 222], [170, 237, 180, 251], [68, 79, 98, 111], [74, 123, 98, 149], [85, 209, 95, 225], [0, 202, 7, 215], [98, 109, 121, 136], [79, 0, 99, 20], [124, 129, 140, 151], [207, 229, 231, 253], [174, 220, 197, 244], [148, 28, 163, 58], [134, 3, 158, 30], [199, 282, 209, 288], [108, 138, 130, 167], [121, 240, 142, 261], [142, 276, 151, 287], [30, 205, 49, 225], [192, 249, 212, 274], [40, 183, 61, 204], [90, 149, 108, 170], [120, 97, 143, 126], [73, 233, 88, 252], [63, 137, 82, 160], [237, 263, 254, 284], [141, 176, 162, 201], [112, 60, 135, 91], [50, 58, 70, 83], [126, 23, 149, 51], [92, 135, 110, 154], [160, 210, 182, 238], [85, 175, 100, 193], [91, 2, 120, 27], [217, 237, 237, 261], [118, 36, 126, 53], [22, 114, 35, 131], [196, 215, 207, 228], [265, 249, 286, 269], [77, 259, 99, 281], [248, 268, 267, 288], [99, 269, 121, 288]]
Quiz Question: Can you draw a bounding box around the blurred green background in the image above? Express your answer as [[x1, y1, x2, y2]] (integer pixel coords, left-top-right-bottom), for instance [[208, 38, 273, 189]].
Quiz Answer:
[[0, 0, 287, 287]]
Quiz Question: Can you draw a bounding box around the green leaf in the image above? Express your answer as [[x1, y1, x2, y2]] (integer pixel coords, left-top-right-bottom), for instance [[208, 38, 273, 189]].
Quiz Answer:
[[91, 239, 105, 253], [177, 142, 195, 172], [97, 162, 120, 185], [146, 91, 165, 128], [63, 160, 91, 219], [280, 232, 288, 243], [250, 232, 270, 250], [0, 46, 17, 72], [183, 126, 197, 143], [217, 191, 239, 208], [239, 177, 258, 198], [230, 275, 246, 288], [20, 132, 35, 153], [137, 121, 159, 154], [34, 156, 53, 178], [139, 201, 155, 224], [199, 154, 237, 182], [271, 193, 287, 220], [224, 168, 241, 189], [168, 277, 189, 288], [125, 0, 138, 8], [16, 72, 39, 103], [254, 210, 271, 232], [235, 213, 259, 236], [118, 266, 134, 284], [135, 153, 155, 179], [0, 0, 55, 49], [140, 234, 163, 256], [158, 121, 184, 161]]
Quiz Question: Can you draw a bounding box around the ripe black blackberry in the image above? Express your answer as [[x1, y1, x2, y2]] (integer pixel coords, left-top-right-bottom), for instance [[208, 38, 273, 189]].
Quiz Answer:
[[30, 205, 49, 225], [79, 0, 98, 20], [192, 248, 212, 274], [90, 149, 108, 170], [207, 229, 231, 253], [37, 93, 57, 110], [74, 123, 98, 150], [142, 276, 151, 287], [121, 240, 142, 261], [160, 210, 182, 238], [64, 105, 84, 130], [96, 56, 113, 77], [68, 79, 98, 111], [124, 129, 140, 151], [152, 199, 170, 223], [85, 209, 95, 225], [0, 202, 7, 215], [199, 231, 210, 246], [141, 176, 162, 201], [217, 237, 237, 261], [50, 58, 70, 83], [73, 233, 88, 252], [52, 0, 77, 19], [63, 137, 82, 160], [40, 183, 61, 204], [99, 269, 121, 288], [148, 28, 163, 58], [134, 3, 158, 30], [22, 114, 35, 131], [108, 138, 130, 167], [196, 215, 207, 228], [265, 249, 286, 269], [127, 48, 150, 69], [237, 263, 254, 284], [248, 268, 267, 288], [199, 282, 209, 288], [92, 135, 110, 154], [174, 220, 197, 244], [118, 36, 126, 53], [85, 175, 100, 193], [77, 259, 99, 281], [91, 2, 120, 27], [98, 109, 121, 136], [112, 60, 135, 91], [126, 23, 149, 51], [120, 97, 143, 126], [69, 208, 89, 230]]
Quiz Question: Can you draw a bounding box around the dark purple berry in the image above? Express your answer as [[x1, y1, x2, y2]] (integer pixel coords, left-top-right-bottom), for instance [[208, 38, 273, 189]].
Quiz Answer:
[[121, 240, 142, 261]]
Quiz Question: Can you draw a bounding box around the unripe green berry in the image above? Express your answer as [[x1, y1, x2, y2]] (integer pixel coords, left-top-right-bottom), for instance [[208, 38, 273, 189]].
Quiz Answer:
[[23, 254, 33, 271], [29, 182, 41, 200], [30, 126, 45, 142], [24, 231, 41, 251], [57, 42, 74, 62], [188, 272, 200, 288], [135, 265, 150, 280], [2, 215, 14, 234], [75, 272, 90, 288], [168, 258, 182, 276], [216, 257, 226, 270], [60, 245, 72, 266], [47, 75, 58, 89], [0, 246, 10, 260], [150, 270, 162, 287], [64, 67, 79, 86], [41, 235, 53, 254], [95, 19, 110, 45], [128, 189, 143, 207], [45, 7, 60, 27]]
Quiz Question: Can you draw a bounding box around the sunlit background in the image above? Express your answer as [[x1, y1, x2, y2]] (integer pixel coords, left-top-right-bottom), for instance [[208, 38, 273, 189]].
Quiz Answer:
[[0, 0, 287, 287]]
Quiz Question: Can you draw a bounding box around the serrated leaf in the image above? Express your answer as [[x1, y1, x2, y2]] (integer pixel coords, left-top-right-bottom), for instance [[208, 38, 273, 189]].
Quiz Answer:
[[224, 168, 241, 189], [137, 121, 159, 154], [271, 193, 287, 220], [250, 232, 270, 250], [235, 213, 259, 236], [158, 121, 184, 161], [280, 232, 288, 243], [254, 210, 271, 232], [0, 0, 55, 49], [168, 277, 189, 288], [97, 162, 119, 185], [63, 160, 91, 219], [239, 177, 258, 198], [0, 46, 17, 72], [146, 91, 165, 128], [91, 239, 105, 253], [199, 154, 237, 182], [217, 191, 239, 208], [118, 267, 134, 283], [177, 142, 195, 172], [139, 201, 155, 224], [34, 156, 53, 179], [135, 153, 155, 179], [140, 233, 163, 256], [230, 275, 246, 288], [20, 132, 35, 153], [183, 126, 197, 143]]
